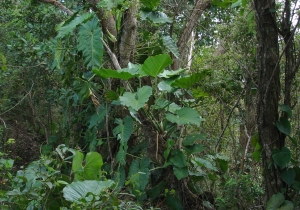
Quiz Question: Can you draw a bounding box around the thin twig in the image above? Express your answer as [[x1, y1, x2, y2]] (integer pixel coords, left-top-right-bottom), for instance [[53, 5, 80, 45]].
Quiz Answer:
[[0, 83, 34, 116], [215, 87, 246, 151]]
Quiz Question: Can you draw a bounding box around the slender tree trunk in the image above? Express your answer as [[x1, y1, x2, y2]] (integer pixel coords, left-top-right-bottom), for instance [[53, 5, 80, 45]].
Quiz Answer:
[[253, 0, 283, 202]]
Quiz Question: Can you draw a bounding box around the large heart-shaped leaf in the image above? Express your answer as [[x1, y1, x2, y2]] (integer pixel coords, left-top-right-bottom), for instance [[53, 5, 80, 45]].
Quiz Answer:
[[63, 180, 114, 203], [272, 147, 291, 169], [166, 107, 202, 126], [113, 116, 133, 143], [128, 157, 150, 190], [72, 151, 84, 181], [119, 86, 152, 111], [142, 54, 173, 77], [169, 149, 187, 168], [173, 166, 188, 180], [280, 168, 296, 186], [276, 117, 291, 135]]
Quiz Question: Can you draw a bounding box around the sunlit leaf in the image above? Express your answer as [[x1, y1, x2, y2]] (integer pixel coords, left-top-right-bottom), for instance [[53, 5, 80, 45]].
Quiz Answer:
[[166, 107, 202, 126], [119, 86, 152, 111], [142, 54, 173, 77]]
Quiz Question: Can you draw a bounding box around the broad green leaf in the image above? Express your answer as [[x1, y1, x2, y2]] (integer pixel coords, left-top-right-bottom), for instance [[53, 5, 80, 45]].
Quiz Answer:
[[184, 144, 205, 156], [280, 168, 296, 186], [193, 157, 218, 171], [172, 71, 209, 89], [166, 107, 202, 126], [276, 117, 291, 135], [266, 193, 285, 210], [280, 104, 292, 118], [83, 152, 103, 180], [128, 158, 150, 190], [113, 116, 133, 143], [140, 0, 160, 9], [166, 193, 184, 210], [217, 159, 228, 172], [93, 68, 135, 80], [77, 17, 103, 68], [169, 149, 186, 168], [63, 180, 114, 202], [292, 181, 300, 191], [182, 134, 207, 146], [56, 13, 93, 38], [158, 68, 185, 78], [162, 36, 180, 58], [140, 11, 172, 24], [142, 54, 173, 77], [119, 86, 152, 111], [279, 200, 294, 210], [88, 105, 107, 129], [173, 166, 188, 180], [272, 147, 291, 169], [252, 150, 261, 161], [72, 151, 84, 181], [158, 78, 177, 91]]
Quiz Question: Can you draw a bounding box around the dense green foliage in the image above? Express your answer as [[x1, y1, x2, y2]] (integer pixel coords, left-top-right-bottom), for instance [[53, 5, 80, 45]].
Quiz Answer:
[[1, 0, 300, 209]]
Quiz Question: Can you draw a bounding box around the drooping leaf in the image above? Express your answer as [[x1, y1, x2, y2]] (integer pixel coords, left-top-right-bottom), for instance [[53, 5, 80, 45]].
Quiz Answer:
[[140, 11, 172, 24], [266, 193, 285, 210], [113, 116, 133, 143], [77, 17, 103, 68], [56, 13, 93, 38], [166, 107, 202, 126], [63, 180, 115, 202], [193, 157, 218, 171], [184, 144, 206, 156], [172, 71, 209, 89], [93, 68, 135, 80], [159, 69, 186, 79], [280, 168, 296, 186], [173, 166, 188, 180], [142, 54, 173, 77], [280, 104, 292, 118], [162, 36, 180, 58], [272, 147, 291, 169], [276, 117, 291, 135], [182, 134, 207, 146], [119, 86, 152, 111], [169, 149, 187, 168], [140, 0, 160, 9]]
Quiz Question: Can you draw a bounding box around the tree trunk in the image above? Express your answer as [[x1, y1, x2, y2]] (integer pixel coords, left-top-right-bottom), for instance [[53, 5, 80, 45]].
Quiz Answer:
[[253, 0, 283, 202]]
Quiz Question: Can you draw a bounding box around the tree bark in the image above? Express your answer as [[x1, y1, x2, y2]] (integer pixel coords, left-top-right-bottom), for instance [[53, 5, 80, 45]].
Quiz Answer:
[[172, 0, 212, 70], [253, 0, 282, 202]]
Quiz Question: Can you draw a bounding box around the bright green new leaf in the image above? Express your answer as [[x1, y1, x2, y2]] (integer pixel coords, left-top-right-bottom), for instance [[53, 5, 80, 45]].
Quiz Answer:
[[266, 193, 285, 210], [77, 17, 103, 68], [140, 0, 160, 9], [72, 151, 84, 181], [140, 11, 172, 24], [166, 107, 202, 126], [119, 86, 152, 111], [113, 116, 133, 143], [142, 54, 173, 77], [162, 36, 180, 58], [169, 149, 187, 168], [83, 152, 103, 180], [272, 147, 291, 169], [63, 180, 115, 203], [276, 117, 291, 135], [93, 68, 135, 80], [182, 134, 207, 146], [172, 71, 209, 89], [173, 166, 188, 180], [280, 168, 296, 186], [57, 13, 93, 38]]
